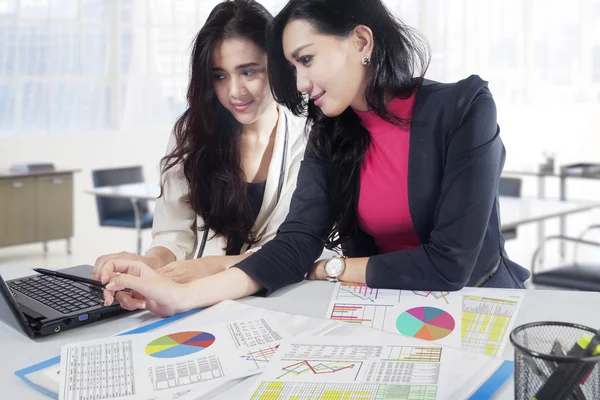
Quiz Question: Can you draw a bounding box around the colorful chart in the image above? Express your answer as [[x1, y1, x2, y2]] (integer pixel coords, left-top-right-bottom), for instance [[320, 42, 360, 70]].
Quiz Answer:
[[145, 331, 215, 359], [277, 361, 356, 379], [396, 307, 455, 341]]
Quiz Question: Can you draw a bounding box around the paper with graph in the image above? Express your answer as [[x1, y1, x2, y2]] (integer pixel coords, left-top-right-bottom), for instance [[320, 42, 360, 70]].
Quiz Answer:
[[58, 315, 290, 400], [326, 282, 524, 357], [243, 336, 504, 400]]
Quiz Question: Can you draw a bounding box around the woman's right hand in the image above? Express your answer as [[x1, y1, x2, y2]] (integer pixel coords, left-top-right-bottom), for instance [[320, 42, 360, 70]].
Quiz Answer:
[[91, 252, 161, 280], [101, 259, 189, 317]]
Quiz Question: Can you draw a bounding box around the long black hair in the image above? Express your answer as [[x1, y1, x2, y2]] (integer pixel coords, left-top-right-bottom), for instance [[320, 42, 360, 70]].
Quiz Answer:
[[267, 0, 430, 249], [161, 0, 273, 252]]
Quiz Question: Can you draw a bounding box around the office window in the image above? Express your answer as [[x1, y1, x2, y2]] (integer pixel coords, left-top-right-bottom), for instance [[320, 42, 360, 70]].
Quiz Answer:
[[0, 0, 112, 136], [0, 0, 598, 138]]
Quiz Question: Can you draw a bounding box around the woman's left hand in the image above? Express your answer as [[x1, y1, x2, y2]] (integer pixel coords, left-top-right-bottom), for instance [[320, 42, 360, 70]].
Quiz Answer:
[[156, 255, 251, 284]]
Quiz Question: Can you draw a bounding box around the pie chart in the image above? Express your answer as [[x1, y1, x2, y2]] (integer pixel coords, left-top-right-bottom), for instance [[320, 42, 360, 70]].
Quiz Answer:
[[145, 331, 216, 359], [396, 307, 455, 341]]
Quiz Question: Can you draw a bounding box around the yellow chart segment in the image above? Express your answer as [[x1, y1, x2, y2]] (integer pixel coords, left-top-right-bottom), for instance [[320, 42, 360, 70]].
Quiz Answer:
[[461, 295, 517, 356], [250, 381, 436, 400], [145, 344, 178, 356]]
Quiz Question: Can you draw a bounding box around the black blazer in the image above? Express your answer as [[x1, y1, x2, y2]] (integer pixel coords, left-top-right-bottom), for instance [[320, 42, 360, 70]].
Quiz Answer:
[[236, 75, 531, 295]]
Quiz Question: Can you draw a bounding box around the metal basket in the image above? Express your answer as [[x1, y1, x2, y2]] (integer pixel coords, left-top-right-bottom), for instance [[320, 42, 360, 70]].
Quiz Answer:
[[510, 321, 600, 400]]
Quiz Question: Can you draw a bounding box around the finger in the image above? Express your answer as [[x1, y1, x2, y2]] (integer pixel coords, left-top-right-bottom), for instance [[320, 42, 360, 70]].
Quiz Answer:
[[92, 254, 114, 280], [103, 288, 115, 307], [100, 259, 149, 284], [105, 272, 146, 295], [159, 269, 180, 279], [156, 265, 174, 275], [92, 252, 127, 280], [116, 291, 146, 310]]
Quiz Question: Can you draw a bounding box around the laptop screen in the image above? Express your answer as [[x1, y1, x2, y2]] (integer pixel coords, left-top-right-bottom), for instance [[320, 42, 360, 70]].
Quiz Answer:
[[0, 274, 35, 338]]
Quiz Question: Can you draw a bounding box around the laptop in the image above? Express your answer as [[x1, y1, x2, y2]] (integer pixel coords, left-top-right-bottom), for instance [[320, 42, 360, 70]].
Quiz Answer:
[[0, 265, 129, 338]]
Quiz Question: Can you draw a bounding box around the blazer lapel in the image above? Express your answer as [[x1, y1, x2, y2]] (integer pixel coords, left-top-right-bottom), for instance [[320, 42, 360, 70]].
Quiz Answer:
[[252, 106, 288, 232]]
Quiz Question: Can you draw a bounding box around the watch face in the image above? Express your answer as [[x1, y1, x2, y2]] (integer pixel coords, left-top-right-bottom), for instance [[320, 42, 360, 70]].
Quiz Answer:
[[326, 258, 344, 277]]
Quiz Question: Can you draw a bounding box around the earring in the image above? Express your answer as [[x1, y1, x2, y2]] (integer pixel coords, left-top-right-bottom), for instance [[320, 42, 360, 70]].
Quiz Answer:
[[361, 56, 371, 66]]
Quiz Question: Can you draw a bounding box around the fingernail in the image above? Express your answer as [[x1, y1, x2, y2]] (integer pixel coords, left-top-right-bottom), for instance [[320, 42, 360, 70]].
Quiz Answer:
[[104, 300, 110, 307], [106, 282, 115, 289], [140, 302, 146, 309]]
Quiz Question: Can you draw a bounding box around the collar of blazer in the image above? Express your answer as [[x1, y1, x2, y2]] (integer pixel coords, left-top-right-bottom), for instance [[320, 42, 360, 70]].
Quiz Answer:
[[197, 106, 305, 258]]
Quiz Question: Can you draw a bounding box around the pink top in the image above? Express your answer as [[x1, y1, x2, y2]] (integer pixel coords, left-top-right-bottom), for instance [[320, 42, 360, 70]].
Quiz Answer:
[[354, 93, 421, 253]]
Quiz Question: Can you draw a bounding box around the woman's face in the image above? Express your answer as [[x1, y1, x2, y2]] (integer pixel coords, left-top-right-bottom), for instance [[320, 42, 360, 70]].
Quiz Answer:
[[212, 38, 275, 125], [282, 19, 371, 116]]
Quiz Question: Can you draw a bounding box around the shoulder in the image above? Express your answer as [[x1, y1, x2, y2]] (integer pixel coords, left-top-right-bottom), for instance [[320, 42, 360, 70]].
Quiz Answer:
[[417, 75, 495, 126]]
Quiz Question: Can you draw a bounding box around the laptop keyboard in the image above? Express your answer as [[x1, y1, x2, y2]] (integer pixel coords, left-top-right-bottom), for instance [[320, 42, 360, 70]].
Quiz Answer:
[[8, 275, 106, 315]]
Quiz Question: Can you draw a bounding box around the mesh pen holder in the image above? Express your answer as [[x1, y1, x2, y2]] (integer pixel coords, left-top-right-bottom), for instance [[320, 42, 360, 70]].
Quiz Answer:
[[510, 322, 600, 400]]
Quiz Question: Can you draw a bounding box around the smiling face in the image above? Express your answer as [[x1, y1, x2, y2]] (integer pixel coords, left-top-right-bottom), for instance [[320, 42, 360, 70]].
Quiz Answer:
[[282, 19, 372, 116], [212, 38, 275, 125]]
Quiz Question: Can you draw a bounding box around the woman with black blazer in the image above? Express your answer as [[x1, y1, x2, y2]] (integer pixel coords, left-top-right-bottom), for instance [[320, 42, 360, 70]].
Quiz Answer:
[[98, 0, 529, 317]]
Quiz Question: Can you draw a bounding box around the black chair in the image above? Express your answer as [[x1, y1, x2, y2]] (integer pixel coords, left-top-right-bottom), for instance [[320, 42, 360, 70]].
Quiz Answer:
[[499, 177, 522, 240], [92, 166, 153, 254], [531, 232, 600, 291]]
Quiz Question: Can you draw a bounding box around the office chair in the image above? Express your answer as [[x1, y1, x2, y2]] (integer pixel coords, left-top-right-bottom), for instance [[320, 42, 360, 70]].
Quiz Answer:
[[531, 231, 600, 291], [92, 166, 153, 254], [499, 177, 522, 240]]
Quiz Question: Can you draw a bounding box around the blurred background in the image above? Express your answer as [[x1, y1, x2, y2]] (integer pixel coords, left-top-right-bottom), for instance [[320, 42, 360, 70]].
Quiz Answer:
[[1, 0, 600, 288]]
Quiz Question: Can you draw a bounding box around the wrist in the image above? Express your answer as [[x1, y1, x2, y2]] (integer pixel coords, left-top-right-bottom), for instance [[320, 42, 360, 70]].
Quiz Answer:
[[224, 253, 252, 270], [176, 281, 202, 313], [316, 260, 327, 280]]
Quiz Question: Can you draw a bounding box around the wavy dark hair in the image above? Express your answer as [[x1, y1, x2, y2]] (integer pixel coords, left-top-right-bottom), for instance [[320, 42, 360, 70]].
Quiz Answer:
[[267, 0, 430, 249], [161, 0, 273, 252]]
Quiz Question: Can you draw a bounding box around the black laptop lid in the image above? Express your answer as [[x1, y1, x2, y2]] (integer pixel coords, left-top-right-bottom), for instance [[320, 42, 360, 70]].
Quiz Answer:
[[0, 273, 35, 338]]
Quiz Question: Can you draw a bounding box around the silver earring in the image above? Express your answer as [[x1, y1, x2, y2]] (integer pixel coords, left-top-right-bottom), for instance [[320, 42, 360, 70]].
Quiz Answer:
[[361, 56, 371, 66]]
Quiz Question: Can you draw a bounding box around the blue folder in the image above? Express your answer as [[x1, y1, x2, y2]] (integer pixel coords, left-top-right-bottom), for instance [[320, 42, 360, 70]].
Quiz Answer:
[[14, 309, 203, 399]]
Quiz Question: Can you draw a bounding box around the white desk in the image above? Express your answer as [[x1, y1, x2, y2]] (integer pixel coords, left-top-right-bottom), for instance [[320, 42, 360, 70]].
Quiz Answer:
[[86, 182, 594, 233], [85, 182, 159, 202], [499, 197, 594, 230], [2, 266, 600, 400]]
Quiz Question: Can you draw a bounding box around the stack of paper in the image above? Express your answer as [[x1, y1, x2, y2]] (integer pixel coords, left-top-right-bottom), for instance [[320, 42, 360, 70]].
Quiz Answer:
[[20, 285, 521, 400]]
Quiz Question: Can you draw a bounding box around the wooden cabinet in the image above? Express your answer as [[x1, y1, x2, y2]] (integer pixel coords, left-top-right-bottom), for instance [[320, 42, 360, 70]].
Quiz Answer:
[[0, 169, 78, 251], [36, 174, 73, 242], [0, 177, 37, 246]]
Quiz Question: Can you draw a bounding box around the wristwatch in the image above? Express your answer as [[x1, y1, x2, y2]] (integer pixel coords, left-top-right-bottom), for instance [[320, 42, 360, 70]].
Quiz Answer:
[[324, 256, 347, 282]]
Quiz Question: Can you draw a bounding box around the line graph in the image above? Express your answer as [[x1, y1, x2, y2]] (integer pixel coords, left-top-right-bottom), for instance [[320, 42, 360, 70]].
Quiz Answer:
[[336, 282, 401, 303], [240, 345, 280, 370], [411, 291, 450, 304], [277, 361, 356, 379]]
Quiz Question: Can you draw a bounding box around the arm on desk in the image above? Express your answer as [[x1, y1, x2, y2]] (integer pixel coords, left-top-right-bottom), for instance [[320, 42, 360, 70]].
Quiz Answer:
[[102, 259, 260, 317]]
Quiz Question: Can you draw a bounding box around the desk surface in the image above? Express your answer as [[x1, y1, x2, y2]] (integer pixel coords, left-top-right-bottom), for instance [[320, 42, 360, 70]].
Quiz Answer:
[[2, 265, 600, 400], [85, 182, 160, 201], [499, 197, 594, 230], [504, 168, 600, 180], [86, 182, 595, 230]]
